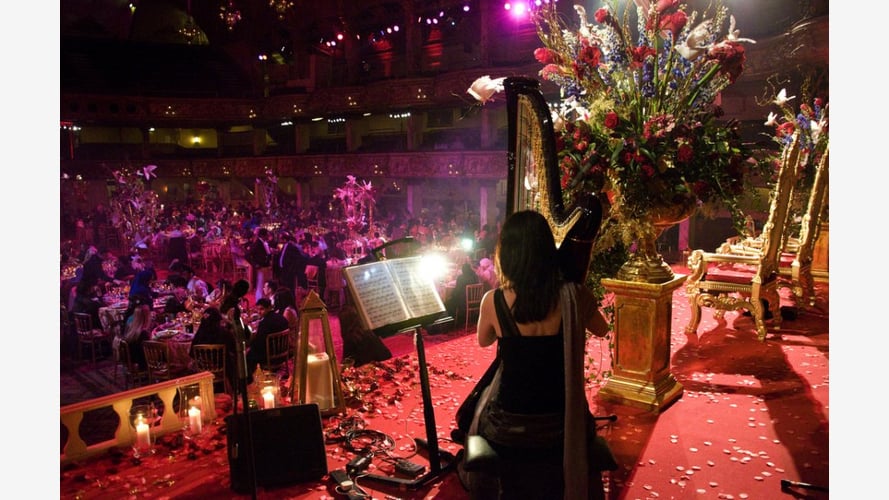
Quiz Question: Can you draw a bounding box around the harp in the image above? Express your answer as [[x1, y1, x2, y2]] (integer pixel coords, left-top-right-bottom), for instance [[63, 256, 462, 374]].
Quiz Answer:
[[505, 76, 603, 282], [453, 78, 603, 440]]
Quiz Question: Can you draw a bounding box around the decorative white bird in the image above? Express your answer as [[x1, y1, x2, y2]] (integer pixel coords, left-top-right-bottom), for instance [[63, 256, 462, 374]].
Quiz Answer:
[[764, 112, 778, 127], [574, 5, 592, 38], [727, 15, 756, 44], [467, 76, 505, 104], [675, 20, 713, 60], [773, 88, 796, 106], [142, 164, 157, 181]]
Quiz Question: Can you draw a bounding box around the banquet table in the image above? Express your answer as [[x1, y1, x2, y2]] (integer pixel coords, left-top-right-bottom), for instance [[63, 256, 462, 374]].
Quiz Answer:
[[151, 325, 196, 372]]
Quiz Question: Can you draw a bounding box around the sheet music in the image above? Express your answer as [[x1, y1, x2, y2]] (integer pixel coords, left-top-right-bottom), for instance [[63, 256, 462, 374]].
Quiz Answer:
[[386, 257, 447, 318], [343, 256, 446, 333], [343, 262, 409, 331]]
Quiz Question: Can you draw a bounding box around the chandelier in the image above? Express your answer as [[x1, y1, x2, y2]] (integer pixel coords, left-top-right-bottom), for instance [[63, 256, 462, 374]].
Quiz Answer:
[[219, 1, 242, 31], [269, 0, 294, 20]]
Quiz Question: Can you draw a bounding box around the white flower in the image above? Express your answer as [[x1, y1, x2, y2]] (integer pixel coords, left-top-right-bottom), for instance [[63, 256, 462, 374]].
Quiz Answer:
[[773, 88, 796, 106], [574, 5, 592, 39], [809, 120, 822, 143], [764, 112, 778, 127], [467, 76, 505, 104]]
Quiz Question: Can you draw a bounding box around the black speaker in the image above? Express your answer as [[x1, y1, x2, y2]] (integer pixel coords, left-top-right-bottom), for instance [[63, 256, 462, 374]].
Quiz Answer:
[[225, 404, 328, 493]]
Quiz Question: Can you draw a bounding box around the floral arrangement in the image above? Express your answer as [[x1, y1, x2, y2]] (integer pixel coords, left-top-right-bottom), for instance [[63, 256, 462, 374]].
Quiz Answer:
[[470, 0, 768, 256], [108, 165, 161, 248], [333, 175, 377, 232], [763, 87, 829, 224]]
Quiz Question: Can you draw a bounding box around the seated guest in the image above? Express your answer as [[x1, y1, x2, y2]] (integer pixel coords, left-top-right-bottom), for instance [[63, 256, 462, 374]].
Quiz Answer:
[[206, 279, 231, 309], [128, 266, 156, 305], [120, 301, 153, 368], [190, 307, 237, 391], [81, 246, 113, 288], [220, 279, 251, 332], [446, 262, 480, 321], [113, 254, 138, 282], [245, 298, 290, 383], [164, 287, 189, 315], [181, 265, 209, 301], [72, 281, 103, 329]]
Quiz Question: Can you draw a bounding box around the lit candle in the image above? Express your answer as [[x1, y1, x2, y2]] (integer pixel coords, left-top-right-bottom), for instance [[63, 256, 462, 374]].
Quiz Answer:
[[135, 416, 151, 449], [188, 406, 202, 434], [306, 353, 334, 410], [262, 387, 276, 409]]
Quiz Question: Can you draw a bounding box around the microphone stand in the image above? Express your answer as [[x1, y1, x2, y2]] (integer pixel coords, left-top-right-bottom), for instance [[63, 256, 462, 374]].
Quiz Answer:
[[233, 308, 258, 499]]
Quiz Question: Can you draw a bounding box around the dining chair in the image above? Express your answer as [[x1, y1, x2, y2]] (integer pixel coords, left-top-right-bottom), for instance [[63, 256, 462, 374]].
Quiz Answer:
[[262, 329, 293, 376], [305, 265, 320, 294], [191, 343, 230, 395], [73, 312, 110, 365], [142, 340, 175, 384], [324, 267, 347, 310], [465, 283, 485, 332], [115, 339, 150, 389]]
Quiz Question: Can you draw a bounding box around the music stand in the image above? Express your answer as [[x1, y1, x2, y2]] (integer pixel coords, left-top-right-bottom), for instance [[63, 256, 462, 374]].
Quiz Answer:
[[341, 253, 460, 489]]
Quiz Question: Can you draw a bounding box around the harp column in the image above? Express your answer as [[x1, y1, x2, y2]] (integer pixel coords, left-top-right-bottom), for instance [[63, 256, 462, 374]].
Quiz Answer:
[[597, 275, 685, 413]]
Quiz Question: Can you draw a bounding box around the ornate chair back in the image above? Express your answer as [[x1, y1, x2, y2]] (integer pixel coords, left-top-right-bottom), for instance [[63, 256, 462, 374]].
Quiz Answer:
[[325, 267, 346, 309], [263, 329, 292, 375], [783, 145, 829, 306], [684, 132, 802, 341], [115, 339, 149, 389], [73, 312, 108, 364], [142, 340, 172, 383], [191, 343, 228, 394]]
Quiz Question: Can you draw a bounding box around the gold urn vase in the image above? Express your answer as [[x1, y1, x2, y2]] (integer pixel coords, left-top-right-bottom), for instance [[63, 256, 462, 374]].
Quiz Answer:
[[615, 197, 697, 284]]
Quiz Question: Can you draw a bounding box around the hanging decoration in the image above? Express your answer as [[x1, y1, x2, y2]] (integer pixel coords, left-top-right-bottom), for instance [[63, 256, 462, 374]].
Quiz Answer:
[[219, 0, 242, 31], [107, 165, 162, 249], [269, 0, 294, 20], [333, 175, 377, 232]]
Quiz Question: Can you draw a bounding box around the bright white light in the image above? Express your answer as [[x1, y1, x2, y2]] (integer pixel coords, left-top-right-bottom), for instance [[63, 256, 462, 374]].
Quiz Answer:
[[420, 252, 450, 281], [461, 238, 474, 252]]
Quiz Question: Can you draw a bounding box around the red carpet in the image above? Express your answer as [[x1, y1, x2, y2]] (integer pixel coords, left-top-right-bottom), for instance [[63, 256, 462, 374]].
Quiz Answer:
[[60, 279, 829, 499]]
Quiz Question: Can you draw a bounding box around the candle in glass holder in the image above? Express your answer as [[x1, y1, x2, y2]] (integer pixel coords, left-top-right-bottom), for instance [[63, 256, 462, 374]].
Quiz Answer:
[[135, 416, 151, 449], [261, 386, 276, 409], [188, 406, 202, 434], [306, 353, 334, 409]]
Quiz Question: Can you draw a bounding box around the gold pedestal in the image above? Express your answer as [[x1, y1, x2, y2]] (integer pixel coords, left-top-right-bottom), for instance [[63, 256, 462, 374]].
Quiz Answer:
[[598, 275, 685, 413]]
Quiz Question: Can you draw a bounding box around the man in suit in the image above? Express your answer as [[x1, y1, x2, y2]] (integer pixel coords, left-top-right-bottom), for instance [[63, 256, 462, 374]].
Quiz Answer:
[[247, 227, 273, 303], [245, 298, 290, 383], [275, 232, 302, 292]]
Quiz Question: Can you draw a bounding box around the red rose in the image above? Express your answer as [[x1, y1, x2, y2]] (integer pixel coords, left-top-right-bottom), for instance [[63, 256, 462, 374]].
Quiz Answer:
[[656, 0, 681, 14], [534, 47, 561, 65], [776, 122, 795, 137], [594, 8, 609, 24], [578, 42, 602, 69], [631, 46, 656, 67], [708, 41, 746, 83], [641, 164, 656, 178], [604, 111, 620, 129], [677, 143, 693, 163], [660, 11, 687, 40]]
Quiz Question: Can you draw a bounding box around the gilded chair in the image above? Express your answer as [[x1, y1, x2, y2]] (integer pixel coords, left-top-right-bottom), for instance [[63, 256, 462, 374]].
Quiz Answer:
[[685, 133, 802, 341], [465, 283, 485, 331], [778, 145, 829, 306], [717, 144, 829, 308], [115, 339, 150, 389], [191, 343, 229, 395], [262, 329, 293, 375], [305, 265, 320, 294], [73, 312, 110, 365], [142, 340, 175, 383]]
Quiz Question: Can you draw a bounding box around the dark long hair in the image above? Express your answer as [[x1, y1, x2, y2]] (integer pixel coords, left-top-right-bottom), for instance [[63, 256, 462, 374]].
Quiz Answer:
[[495, 210, 562, 323]]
